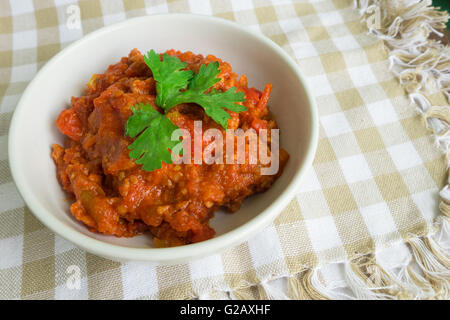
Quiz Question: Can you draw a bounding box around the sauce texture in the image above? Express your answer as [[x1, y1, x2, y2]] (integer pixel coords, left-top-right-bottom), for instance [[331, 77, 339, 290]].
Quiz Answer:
[[52, 49, 289, 247]]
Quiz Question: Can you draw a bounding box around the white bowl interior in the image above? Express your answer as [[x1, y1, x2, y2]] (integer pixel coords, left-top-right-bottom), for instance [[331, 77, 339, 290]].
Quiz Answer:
[[10, 15, 315, 259]]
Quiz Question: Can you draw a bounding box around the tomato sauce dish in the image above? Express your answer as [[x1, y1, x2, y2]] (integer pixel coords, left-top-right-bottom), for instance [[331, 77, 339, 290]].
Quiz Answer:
[[9, 14, 318, 263], [52, 48, 290, 247]]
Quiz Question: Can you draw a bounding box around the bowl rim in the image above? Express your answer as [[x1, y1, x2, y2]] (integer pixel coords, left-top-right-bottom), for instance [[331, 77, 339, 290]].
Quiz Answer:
[[8, 13, 318, 263]]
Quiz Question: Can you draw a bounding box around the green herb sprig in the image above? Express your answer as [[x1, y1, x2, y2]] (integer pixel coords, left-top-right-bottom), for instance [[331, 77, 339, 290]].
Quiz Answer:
[[125, 50, 246, 171]]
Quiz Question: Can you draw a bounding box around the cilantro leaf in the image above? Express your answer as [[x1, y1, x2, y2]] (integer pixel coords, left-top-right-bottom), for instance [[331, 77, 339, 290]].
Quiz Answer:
[[125, 51, 249, 172], [126, 103, 181, 171], [188, 61, 221, 93], [143, 50, 194, 110], [125, 102, 157, 138], [165, 61, 247, 128]]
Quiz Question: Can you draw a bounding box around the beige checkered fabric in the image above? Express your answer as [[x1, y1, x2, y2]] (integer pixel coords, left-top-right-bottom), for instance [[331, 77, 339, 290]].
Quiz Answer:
[[0, 0, 447, 299]]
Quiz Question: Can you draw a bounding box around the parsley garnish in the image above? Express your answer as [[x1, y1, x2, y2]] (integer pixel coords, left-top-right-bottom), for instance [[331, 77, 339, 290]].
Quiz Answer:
[[144, 50, 194, 109], [165, 62, 247, 128], [125, 103, 181, 171], [125, 50, 247, 171]]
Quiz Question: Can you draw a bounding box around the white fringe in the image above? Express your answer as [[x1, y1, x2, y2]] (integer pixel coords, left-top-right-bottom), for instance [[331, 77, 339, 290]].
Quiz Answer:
[[308, 267, 355, 300], [342, 262, 395, 299], [259, 280, 291, 300], [409, 237, 450, 280], [190, 226, 449, 300], [221, 227, 449, 300]]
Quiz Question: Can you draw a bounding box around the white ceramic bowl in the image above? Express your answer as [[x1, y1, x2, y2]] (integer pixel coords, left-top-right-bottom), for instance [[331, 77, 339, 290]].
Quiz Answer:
[[9, 14, 318, 264]]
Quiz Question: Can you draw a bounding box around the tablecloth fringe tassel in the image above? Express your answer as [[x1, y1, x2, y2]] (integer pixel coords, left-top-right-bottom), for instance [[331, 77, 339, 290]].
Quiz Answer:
[[340, 230, 449, 300], [226, 222, 449, 300], [198, 201, 450, 300], [355, 0, 450, 150], [208, 190, 450, 300]]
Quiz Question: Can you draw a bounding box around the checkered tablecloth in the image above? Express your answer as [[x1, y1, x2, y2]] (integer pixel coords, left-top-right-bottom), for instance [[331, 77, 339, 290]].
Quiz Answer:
[[0, 0, 448, 299]]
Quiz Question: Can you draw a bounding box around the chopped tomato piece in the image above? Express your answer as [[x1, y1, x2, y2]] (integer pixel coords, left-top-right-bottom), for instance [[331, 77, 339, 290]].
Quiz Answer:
[[56, 108, 83, 142]]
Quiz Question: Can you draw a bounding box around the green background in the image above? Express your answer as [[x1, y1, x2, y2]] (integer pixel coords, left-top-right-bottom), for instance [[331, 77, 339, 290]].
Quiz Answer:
[[433, 0, 450, 28]]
